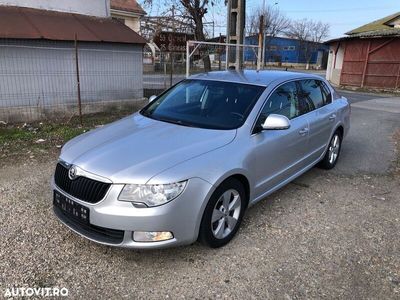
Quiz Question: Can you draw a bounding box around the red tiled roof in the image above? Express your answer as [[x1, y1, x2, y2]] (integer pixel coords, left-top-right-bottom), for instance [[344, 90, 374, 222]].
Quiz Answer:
[[0, 6, 146, 44], [111, 0, 146, 15]]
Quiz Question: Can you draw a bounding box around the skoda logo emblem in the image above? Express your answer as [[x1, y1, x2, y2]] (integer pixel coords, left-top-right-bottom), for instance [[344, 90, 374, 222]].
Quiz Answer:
[[68, 166, 78, 180]]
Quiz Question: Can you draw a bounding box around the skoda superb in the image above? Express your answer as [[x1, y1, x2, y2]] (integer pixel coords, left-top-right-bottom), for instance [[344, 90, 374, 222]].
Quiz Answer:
[[52, 70, 350, 249]]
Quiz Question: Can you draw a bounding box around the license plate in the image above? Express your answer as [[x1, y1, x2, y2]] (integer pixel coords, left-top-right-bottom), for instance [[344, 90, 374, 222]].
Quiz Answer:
[[53, 191, 90, 224]]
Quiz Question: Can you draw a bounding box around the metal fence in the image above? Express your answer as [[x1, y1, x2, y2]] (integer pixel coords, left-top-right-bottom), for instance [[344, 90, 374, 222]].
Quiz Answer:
[[0, 39, 145, 123], [1, 39, 265, 124], [142, 51, 186, 98], [185, 41, 260, 77]]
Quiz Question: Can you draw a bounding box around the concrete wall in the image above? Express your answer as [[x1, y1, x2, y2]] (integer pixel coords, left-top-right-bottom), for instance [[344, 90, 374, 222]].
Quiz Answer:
[[0, 0, 110, 17], [111, 10, 141, 33], [124, 16, 141, 33], [0, 39, 144, 122], [326, 43, 344, 85]]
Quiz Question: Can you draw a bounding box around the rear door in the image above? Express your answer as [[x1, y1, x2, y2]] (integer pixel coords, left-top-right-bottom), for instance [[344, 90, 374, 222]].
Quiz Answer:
[[251, 81, 311, 197], [298, 79, 336, 163]]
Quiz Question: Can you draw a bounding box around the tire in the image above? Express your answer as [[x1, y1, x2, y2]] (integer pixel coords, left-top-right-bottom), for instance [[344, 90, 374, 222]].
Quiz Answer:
[[198, 178, 247, 248], [318, 130, 342, 170]]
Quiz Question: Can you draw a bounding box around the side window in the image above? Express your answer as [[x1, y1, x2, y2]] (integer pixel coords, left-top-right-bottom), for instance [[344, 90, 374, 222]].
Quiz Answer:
[[299, 79, 332, 109], [259, 81, 300, 124], [320, 82, 332, 104]]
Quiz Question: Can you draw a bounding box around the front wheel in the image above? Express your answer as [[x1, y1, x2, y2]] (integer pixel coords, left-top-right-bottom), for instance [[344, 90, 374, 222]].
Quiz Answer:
[[319, 131, 342, 169], [198, 178, 247, 248]]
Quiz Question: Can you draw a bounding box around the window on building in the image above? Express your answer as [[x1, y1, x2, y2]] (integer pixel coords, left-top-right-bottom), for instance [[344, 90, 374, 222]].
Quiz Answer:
[[268, 45, 277, 51]]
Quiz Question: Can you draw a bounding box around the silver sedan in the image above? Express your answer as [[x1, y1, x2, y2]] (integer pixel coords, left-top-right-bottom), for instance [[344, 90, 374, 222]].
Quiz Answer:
[[52, 70, 350, 249]]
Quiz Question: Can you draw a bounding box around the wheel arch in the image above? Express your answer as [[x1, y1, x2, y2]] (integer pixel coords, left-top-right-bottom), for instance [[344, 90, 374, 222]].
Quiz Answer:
[[335, 125, 344, 138], [194, 171, 252, 241], [229, 174, 251, 206], [212, 170, 252, 205]]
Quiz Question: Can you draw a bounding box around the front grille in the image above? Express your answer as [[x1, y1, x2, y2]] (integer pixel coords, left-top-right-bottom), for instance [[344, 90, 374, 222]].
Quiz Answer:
[[54, 163, 111, 204], [54, 206, 124, 245]]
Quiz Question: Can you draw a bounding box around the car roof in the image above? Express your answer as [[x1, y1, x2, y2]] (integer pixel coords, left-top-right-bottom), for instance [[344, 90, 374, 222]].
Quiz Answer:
[[188, 70, 323, 87]]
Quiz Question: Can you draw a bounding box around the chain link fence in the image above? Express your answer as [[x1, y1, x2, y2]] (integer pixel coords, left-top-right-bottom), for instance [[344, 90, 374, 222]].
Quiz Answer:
[[186, 42, 260, 76], [143, 43, 261, 98], [143, 51, 186, 98], [1, 39, 264, 124], [0, 39, 145, 124]]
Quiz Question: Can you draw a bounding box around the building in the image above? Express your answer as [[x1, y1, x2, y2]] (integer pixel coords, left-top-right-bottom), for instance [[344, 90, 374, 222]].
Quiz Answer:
[[110, 0, 146, 33], [245, 35, 329, 68], [0, 0, 110, 17], [0, 4, 147, 123], [326, 12, 400, 90]]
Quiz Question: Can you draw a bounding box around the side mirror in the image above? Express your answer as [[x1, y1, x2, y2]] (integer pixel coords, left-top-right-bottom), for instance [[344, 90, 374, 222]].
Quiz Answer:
[[149, 95, 157, 103], [262, 114, 290, 130]]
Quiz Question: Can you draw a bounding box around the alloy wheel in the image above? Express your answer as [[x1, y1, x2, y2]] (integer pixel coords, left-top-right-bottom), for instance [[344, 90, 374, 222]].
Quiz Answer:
[[328, 134, 340, 164], [211, 189, 241, 239]]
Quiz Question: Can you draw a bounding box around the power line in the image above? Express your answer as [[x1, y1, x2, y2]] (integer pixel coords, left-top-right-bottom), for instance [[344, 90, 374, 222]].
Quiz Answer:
[[284, 6, 396, 13]]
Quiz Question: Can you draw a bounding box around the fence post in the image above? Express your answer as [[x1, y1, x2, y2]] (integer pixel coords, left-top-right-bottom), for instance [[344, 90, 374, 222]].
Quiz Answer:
[[74, 33, 82, 125], [163, 57, 167, 89], [257, 15, 264, 71], [169, 53, 173, 87], [186, 41, 190, 78], [225, 42, 229, 70]]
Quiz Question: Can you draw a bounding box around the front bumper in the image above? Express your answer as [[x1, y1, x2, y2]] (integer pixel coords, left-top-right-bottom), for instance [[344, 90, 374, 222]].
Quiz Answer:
[[51, 177, 213, 249]]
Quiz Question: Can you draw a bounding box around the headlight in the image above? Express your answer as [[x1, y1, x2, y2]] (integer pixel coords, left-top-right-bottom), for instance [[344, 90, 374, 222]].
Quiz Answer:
[[118, 181, 187, 207]]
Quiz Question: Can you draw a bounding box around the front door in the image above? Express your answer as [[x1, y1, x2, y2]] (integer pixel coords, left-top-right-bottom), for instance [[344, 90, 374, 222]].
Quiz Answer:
[[251, 81, 311, 199]]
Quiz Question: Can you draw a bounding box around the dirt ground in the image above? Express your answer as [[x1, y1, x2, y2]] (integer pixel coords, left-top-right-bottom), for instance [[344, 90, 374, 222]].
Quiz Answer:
[[0, 95, 399, 299]]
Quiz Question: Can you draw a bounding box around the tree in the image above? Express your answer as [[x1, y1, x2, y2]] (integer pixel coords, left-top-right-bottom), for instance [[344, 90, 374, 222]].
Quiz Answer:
[[142, 0, 218, 71], [285, 19, 330, 69], [247, 5, 289, 37], [246, 4, 290, 65]]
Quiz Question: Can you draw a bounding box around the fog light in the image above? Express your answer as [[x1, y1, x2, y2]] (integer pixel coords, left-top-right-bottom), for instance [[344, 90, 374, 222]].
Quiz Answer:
[[133, 231, 173, 242]]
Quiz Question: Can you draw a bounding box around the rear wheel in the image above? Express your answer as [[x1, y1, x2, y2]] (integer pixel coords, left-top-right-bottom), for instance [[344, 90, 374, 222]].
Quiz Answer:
[[198, 178, 247, 248], [319, 131, 342, 169]]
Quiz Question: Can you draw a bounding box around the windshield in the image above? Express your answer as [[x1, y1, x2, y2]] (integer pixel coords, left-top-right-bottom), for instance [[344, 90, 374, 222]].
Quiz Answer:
[[140, 80, 265, 130]]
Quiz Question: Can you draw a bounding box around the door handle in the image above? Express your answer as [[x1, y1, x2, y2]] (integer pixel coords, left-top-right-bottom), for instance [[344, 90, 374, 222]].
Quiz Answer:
[[328, 114, 336, 121], [298, 128, 309, 136]]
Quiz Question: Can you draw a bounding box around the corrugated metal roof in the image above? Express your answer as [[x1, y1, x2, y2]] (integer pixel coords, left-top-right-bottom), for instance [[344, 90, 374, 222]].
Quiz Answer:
[[0, 5, 147, 44], [346, 12, 400, 35], [326, 28, 400, 44], [350, 28, 400, 38], [111, 0, 146, 15]]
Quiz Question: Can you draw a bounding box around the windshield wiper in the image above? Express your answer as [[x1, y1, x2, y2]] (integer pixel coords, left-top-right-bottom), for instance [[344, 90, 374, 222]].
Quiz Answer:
[[156, 117, 196, 127], [140, 110, 151, 117]]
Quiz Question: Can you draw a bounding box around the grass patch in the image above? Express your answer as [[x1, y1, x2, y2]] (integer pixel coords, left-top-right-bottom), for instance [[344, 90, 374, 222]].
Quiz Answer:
[[0, 110, 134, 166]]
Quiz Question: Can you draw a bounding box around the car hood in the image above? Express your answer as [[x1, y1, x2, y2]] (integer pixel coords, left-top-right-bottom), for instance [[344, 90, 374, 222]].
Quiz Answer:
[[60, 113, 236, 184]]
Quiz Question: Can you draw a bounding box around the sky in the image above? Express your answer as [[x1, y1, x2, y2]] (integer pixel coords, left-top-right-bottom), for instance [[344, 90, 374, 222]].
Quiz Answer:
[[144, 0, 399, 40]]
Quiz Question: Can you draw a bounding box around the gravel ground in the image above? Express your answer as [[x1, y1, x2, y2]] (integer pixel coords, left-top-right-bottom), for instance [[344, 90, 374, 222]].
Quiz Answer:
[[1, 96, 399, 299]]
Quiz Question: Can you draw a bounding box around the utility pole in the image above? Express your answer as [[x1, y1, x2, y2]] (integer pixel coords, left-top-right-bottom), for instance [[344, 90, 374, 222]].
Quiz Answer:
[[170, 5, 175, 87], [257, 15, 264, 70], [226, 0, 246, 70], [262, 0, 267, 67]]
